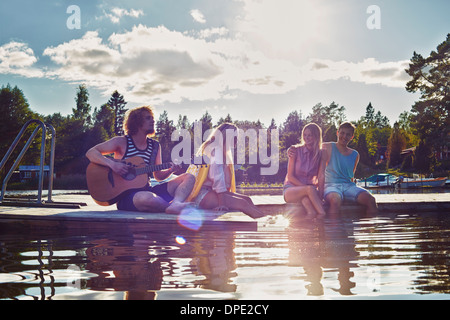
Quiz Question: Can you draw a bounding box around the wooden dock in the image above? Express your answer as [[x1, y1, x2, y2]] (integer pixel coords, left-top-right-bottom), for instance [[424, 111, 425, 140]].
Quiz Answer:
[[0, 194, 258, 232], [253, 193, 450, 215], [0, 193, 449, 232]]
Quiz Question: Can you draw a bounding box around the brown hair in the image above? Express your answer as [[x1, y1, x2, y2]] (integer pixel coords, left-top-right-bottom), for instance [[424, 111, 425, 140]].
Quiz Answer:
[[123, 106, 155, 137], [338, 121, 356, 134]]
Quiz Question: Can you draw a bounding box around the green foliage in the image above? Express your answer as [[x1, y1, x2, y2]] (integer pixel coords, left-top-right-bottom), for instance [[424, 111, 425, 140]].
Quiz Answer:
[[0, 84, 42, 178], [405, 33, 449, 171], [93, 103, 115, 138], [107, 90, 127, 136], [155, 110, 176, 162], [387, 123, 407, 168], [352, 103, 391, 166], [73, 84, 91, 127]]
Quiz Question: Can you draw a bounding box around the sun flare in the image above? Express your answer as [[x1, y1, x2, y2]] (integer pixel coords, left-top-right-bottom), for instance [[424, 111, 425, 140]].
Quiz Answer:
[[236, 0, 330, 58]]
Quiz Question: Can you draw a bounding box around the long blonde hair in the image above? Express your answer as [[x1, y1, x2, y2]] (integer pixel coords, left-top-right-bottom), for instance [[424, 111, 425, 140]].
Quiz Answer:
[[196, 123, 238, 164], [295, 123, 322, 162]]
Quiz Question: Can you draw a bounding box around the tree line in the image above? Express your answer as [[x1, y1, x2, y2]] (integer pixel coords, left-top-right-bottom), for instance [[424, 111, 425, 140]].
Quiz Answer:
[[1, 34, 448, 185]]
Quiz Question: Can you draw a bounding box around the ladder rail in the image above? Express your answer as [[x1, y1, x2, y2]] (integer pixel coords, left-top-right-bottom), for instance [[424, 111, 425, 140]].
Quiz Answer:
[[0, 119, 48, 204], [46, 124, 56, 203], [0, 120, 85, 209], [0, 120, 42, 173]]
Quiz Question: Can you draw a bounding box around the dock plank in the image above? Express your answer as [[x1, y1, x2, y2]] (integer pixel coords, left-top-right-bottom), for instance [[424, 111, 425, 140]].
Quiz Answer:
[[0, 194, 257, 231], [252, 193, 450, 215], [0, 193, 449, 232]]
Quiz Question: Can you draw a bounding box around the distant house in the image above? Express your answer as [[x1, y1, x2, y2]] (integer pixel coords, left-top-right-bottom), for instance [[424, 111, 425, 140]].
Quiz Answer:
[[401, 146, 449, 160], [401, 147, 416, 156], [19, 165, 51, 182]]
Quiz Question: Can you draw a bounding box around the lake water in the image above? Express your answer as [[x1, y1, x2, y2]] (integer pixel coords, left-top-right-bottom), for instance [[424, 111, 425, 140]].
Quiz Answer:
[[1, 209, 449, 300]]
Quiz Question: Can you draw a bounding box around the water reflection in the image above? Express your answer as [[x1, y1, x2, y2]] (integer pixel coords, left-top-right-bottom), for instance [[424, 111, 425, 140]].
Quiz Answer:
[[287, 220, 358, 296], [1, 211, 450, 300], [0, 223, 239, 300], [84, 230, 238, 299]]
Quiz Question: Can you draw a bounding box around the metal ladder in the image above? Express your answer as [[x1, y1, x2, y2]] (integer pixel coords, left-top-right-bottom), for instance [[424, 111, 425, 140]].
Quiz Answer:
[[0, 119, 86, 208]]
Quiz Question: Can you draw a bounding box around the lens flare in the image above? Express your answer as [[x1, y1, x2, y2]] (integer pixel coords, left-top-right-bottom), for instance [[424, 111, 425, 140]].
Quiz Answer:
[[177, 207, 204, 231], [175, 236, 186, 245]]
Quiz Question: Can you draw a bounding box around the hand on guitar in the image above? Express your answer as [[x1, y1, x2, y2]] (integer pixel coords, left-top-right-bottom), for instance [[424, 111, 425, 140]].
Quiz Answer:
[[169, 162, 183, 175], [110, 160, 131, 176]]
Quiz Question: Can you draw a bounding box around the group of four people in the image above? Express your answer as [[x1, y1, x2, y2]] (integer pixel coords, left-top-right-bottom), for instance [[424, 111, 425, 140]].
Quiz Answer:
[[86, 106, 377, 219]]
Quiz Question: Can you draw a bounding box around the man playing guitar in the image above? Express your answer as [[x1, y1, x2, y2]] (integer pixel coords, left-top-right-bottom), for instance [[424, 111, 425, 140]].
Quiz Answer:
[[86, 106, 195, 214]]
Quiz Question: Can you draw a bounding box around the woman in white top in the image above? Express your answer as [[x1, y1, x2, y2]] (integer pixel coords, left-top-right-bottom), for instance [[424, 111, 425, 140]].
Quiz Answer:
[[193, 123, 264, 219]]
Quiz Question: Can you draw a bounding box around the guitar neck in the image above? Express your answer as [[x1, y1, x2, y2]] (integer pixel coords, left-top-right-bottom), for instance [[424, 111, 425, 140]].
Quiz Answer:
[[135, 162, 172, 176]]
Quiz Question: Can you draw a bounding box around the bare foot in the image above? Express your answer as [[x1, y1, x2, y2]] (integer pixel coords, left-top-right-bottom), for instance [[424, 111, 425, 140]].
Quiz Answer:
[[165, 201, 193, 214], [366, 207, 378, 216], [244, 206, 265, 219], [305, 211, 316, 220]]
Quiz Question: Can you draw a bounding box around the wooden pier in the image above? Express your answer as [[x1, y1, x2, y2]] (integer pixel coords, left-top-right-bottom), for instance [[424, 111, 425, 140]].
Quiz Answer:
[[253, 193, 450, 215], [0, 193, 449, 232]]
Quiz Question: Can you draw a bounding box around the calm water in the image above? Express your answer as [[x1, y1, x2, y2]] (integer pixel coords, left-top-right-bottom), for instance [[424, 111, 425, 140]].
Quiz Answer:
[[1, 211, 450, 300]]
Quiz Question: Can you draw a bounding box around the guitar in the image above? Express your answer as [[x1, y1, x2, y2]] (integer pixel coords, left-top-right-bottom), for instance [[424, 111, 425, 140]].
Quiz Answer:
[[86, 156, 182, 206]]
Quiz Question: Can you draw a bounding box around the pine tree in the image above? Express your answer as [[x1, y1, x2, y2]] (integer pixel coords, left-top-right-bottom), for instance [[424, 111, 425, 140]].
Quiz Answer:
[[405, 33, 449, 167], [73, 84, 91, 127], [107, 90, 128, 136], [387, 123, 406, 168], [156, 110, 176, 162]]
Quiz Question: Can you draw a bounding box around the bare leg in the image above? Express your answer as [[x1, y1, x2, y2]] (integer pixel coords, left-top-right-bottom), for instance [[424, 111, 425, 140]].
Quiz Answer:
[[325, 192, 342, 215], [225, 193, 264, 218], [229, 193, 262, 211], [284, 185, 326, 216], [199, 191, 264, 219], [301, 197, 316, 218], [133, 191, 170, 212], [165, 173, 195, 214], [356, 191, 378, 215]]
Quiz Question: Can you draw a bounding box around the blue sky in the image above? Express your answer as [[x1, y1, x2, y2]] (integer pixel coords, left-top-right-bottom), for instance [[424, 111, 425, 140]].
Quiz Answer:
[[0, 0, 449, 127]]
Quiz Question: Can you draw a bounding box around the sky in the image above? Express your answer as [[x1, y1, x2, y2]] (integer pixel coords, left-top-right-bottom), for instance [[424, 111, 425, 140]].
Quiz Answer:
[[0, 0, 449, 127]]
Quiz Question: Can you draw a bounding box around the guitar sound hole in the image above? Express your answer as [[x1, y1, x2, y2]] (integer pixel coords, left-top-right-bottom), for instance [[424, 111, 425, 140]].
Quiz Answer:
[[122, 168, 136, 181]]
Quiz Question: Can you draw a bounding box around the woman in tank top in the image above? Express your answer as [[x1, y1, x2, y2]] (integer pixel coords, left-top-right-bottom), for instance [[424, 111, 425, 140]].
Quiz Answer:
[[284, 123, 326, 218]]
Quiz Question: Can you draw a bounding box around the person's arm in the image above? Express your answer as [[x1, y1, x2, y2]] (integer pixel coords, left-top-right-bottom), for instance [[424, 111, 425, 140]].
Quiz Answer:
[[318, 145, 330, 199], [352, 152, 360, 183], [86, 137, 129, 176], [287, 145, 297, 157], [208, 154, 229, 210], [286, 148, 305, 186], [153, 144, 178, 181]]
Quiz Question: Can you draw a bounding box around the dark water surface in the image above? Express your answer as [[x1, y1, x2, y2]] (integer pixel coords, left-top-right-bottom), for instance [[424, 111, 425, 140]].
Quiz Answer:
[[1, 210, 449, 300]]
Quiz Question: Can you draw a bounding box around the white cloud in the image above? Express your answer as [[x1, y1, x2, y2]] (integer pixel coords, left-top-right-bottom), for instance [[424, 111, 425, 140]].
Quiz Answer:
[[105, 7, 144, 24], [42, 26, 226, 103], [1, 23, 410, 107], [43, 31, 121, 86], [301, 58, 410, 88], [233, 0, 333, 61], [190, 9, 206, 24], [0, 42, 44, 78], [192, 27, 229, 39], [38, 25, 303, 103]]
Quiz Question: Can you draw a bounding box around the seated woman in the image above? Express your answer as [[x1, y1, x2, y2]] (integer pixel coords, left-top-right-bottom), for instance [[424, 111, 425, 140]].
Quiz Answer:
[[187, 123, 264, 219], [284, 123, 326, 218]]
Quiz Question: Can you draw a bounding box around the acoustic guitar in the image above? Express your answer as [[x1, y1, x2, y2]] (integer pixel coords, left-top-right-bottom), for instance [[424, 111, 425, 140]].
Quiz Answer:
[[86, 156, 176, 206]]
